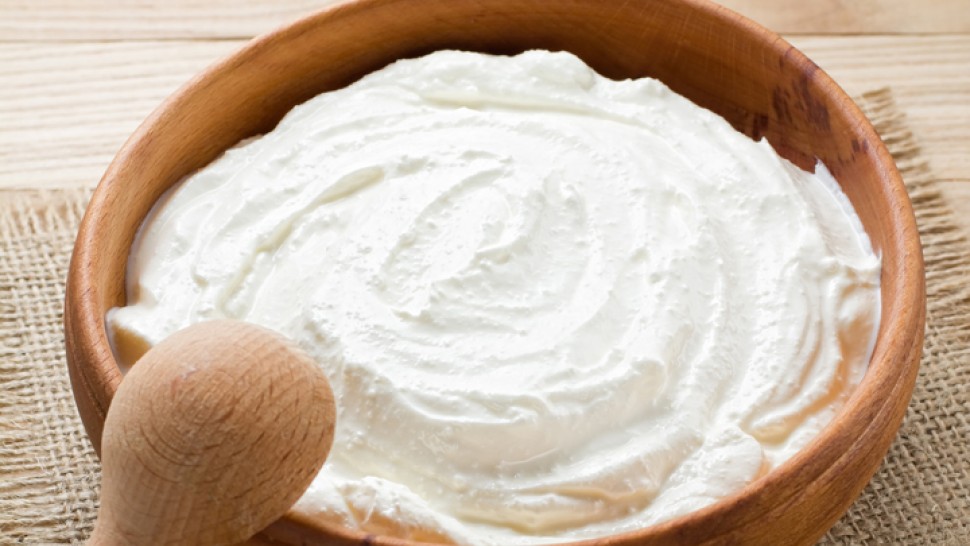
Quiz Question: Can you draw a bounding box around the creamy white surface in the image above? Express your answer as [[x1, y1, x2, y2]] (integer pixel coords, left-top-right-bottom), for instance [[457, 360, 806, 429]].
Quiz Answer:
[[109, 50, 881, 545]]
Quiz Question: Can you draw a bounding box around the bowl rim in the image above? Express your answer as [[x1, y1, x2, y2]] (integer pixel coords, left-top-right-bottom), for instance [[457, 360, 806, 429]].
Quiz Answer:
[[65, 0, 926, 544]]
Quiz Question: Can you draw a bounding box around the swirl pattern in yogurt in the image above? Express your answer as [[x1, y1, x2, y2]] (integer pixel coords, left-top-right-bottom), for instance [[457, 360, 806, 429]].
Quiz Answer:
[[109, 50, 881, 545]]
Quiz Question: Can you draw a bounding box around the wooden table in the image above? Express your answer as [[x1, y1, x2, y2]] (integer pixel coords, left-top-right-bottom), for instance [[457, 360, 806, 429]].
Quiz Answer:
[[2, 0, 968, 235]]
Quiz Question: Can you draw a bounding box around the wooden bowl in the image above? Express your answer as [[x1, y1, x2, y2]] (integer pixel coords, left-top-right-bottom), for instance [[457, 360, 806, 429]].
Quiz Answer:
[[65, 0, 925, 544]]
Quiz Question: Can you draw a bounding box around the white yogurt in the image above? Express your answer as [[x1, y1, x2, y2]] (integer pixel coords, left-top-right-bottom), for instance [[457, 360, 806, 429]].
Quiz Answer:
[[109, 50, 881, 545]]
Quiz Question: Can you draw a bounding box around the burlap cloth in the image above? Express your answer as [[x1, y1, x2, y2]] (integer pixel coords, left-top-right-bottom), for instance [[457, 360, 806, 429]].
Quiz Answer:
[[1, 89, 967, 545]]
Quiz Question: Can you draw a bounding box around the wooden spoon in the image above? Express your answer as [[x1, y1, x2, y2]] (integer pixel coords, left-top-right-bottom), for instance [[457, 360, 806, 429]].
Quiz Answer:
[[86, 320, 336, 546]]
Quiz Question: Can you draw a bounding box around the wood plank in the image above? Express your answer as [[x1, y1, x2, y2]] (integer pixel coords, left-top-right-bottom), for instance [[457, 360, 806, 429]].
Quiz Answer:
[[0, 0, 968, 41], [0, 41, 243, 189], [0, 0, 338, 41], [721, 0, 970, 35]]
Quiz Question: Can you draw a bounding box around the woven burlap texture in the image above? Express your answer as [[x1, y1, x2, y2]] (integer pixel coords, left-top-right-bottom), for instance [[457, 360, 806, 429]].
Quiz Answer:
[[1, 89, 967, 545]]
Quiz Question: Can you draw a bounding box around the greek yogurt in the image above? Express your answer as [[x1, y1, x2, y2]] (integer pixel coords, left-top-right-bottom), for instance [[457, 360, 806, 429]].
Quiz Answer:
[[109, 50, 881, 545]]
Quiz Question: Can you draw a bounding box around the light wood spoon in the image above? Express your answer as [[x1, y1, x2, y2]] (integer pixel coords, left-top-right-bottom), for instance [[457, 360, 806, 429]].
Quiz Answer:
[[86, 320, 336, 546]]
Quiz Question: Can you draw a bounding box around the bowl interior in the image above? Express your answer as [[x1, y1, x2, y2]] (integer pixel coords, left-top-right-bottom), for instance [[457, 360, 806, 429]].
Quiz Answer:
[[65, 1, 924, 545]]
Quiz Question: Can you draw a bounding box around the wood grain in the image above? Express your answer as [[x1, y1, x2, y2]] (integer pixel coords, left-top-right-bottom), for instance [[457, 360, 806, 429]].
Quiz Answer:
[[88, 320, 335, 546], [721, 0, 970, 34], [62, 1, 924, 544], [2, 0, 968, 40], [0, 41, 241, 189], [0, 0, 338, 41]]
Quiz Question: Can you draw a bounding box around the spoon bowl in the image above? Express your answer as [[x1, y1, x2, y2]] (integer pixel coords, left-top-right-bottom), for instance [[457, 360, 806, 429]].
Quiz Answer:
[[86, 320, 336, 546]]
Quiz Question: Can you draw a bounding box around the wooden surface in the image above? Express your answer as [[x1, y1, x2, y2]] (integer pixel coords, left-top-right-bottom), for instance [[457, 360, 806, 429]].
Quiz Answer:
[[60, 1, 924, 544], [1, 1, 968, 235]]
